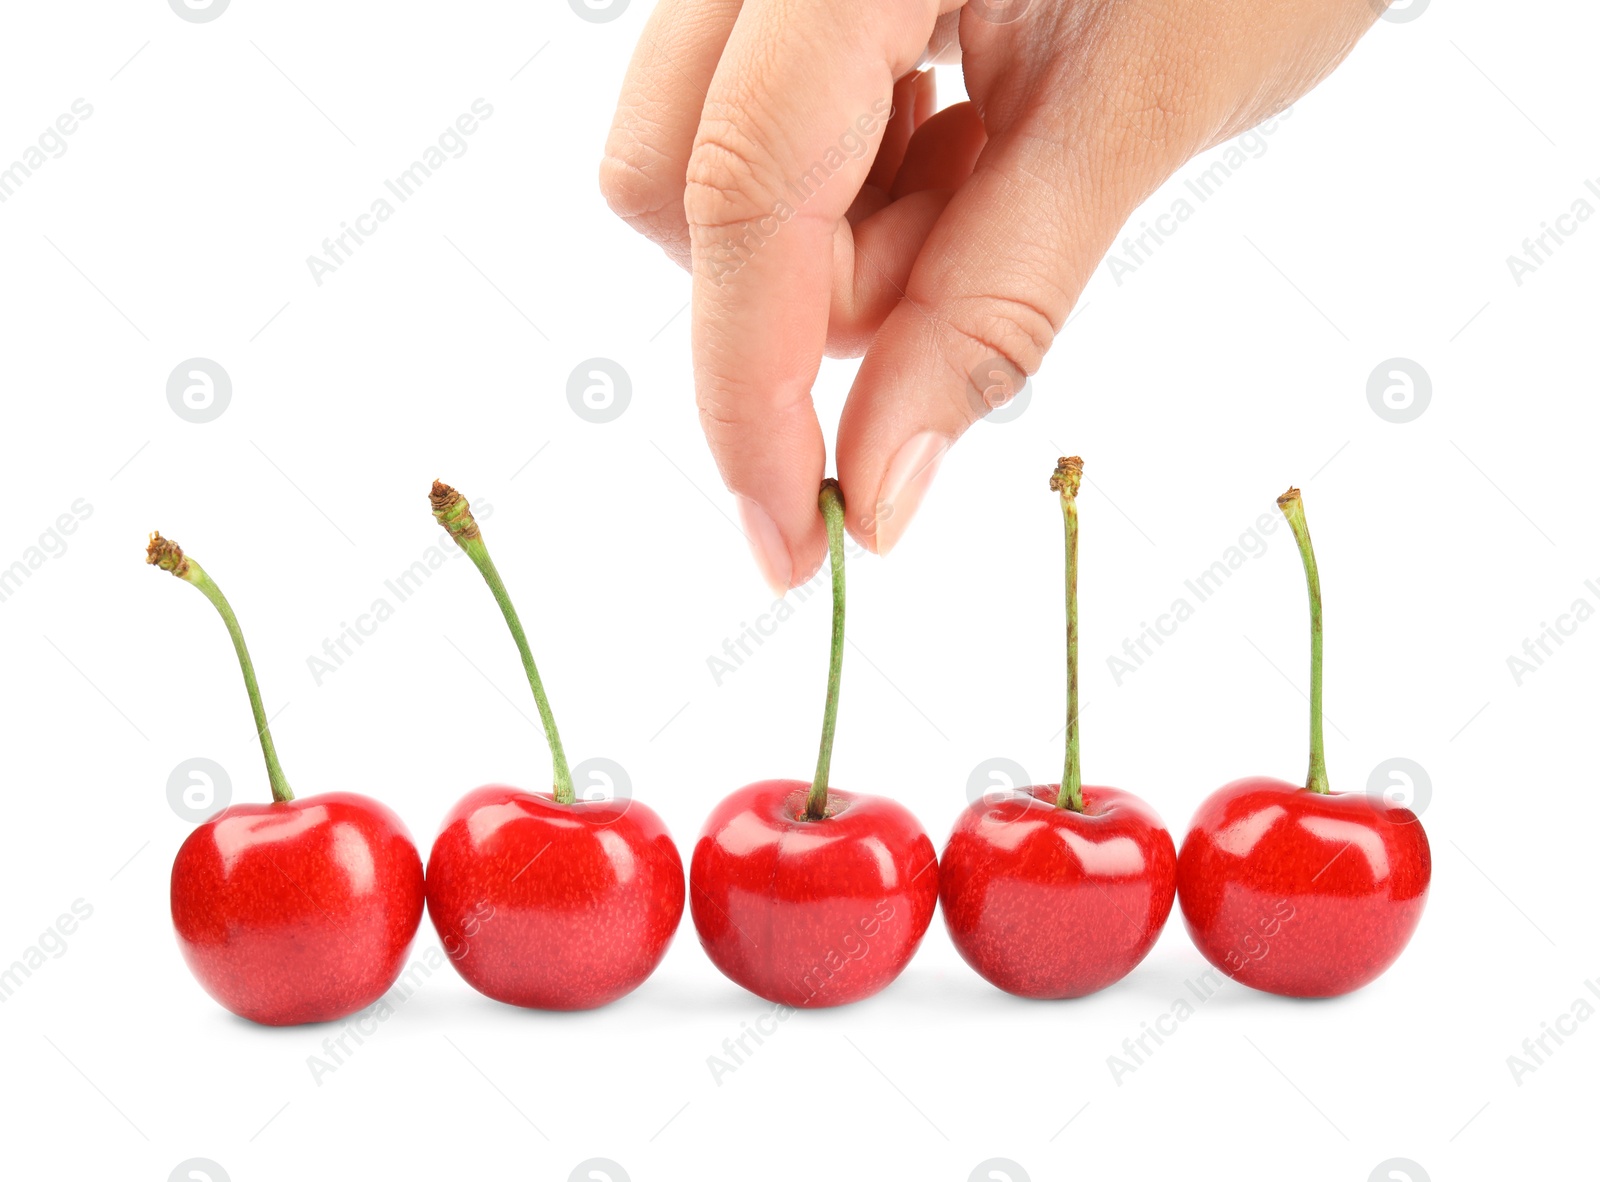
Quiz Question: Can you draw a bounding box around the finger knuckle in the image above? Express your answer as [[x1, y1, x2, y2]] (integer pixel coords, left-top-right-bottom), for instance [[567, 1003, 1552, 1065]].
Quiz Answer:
[[695, 389, 748, 435], [941, 292, 1057, 384], [684, 117, 781, 232], [599, 125, 679, 226], [695, 386, 804, 435]]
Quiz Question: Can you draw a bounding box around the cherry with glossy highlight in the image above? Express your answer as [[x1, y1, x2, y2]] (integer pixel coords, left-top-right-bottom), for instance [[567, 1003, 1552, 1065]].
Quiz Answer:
[[422, 482, 685, 1010], [1175, 487, 1431, 997], [152, 534, 424, 1026], [939, 457, 1176, 998], [691, 480, 938, 1007]]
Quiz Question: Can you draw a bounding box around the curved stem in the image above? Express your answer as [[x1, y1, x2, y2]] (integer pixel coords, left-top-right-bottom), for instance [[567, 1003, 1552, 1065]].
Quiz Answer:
[[432, 482, 574, 804], [1051, 458, 1084, 811], [1277, 487, 1330, 795], [805, 480, 847, 821], [147, 534, 294, 803]]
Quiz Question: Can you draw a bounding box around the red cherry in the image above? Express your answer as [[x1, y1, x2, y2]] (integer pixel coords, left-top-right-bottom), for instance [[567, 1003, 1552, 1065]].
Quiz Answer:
[[420, 483, 685, 1009], [941, 785, 1175, 998], [690, 779, 937, 1007], [692, 483, 938, 1006], [426, 787, 684, 1010], [171, 793, 424, 1026], [148, 533, 424, 1026], [1176, 777, 1429, 997], [1176, 488, 1431, 996], [939, 459, 1175, 998]]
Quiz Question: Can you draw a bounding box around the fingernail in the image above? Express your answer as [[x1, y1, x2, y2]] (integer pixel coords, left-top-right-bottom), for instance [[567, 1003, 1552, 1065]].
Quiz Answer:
[[873, 431, 948, 556], [737, 497, 792, 595]]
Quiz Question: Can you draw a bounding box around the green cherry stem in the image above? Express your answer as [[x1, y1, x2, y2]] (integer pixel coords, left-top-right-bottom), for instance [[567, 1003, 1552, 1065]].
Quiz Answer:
[[146, 533, 294, 803], [1277, 486, 1330, 795], [1051, 457, 1085, 812], [432, 481, 575, 805], [804, 479, 847, 821]]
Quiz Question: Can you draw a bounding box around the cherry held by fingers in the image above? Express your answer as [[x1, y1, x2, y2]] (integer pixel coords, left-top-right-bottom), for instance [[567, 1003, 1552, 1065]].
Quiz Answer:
[[423, 483, 684, 1010], [1176, 489, 1431, 998], [939, 458, 1176, 999], [150, 534, 424, 1027], [691, 481, 938, 1007]]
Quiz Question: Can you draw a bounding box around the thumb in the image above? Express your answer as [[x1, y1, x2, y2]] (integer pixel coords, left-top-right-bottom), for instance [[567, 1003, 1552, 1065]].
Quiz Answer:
[[834, 96, 1197, 554]]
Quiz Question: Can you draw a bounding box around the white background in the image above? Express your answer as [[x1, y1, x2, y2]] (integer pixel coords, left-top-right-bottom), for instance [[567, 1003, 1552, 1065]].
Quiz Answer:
[[1, 1, 1594, 1179]]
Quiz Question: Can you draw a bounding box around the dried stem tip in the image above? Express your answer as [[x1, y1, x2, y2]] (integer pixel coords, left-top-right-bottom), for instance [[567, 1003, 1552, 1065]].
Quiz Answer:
[[1277, 486, 1302, 511], [146, 532, 189, 577], [1050, 456, 1084, 498], [431, 480, 481, 545]]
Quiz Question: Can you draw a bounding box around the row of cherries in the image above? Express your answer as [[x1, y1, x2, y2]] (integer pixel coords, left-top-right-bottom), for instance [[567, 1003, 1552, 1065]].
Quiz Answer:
[[154, 466, 1429, 1027]]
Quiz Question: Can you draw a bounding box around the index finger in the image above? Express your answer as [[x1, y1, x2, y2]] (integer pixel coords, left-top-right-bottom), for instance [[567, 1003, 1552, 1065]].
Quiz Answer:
[[684, 0, 957, 589]]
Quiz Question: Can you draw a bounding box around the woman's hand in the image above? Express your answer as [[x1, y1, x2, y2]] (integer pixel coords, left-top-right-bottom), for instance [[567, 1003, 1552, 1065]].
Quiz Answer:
[[602, 0, 1382, 590]]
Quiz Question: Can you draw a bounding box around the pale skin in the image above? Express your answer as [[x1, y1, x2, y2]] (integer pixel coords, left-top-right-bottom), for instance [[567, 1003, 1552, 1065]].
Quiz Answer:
[[601, 0, 1384, 591]]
